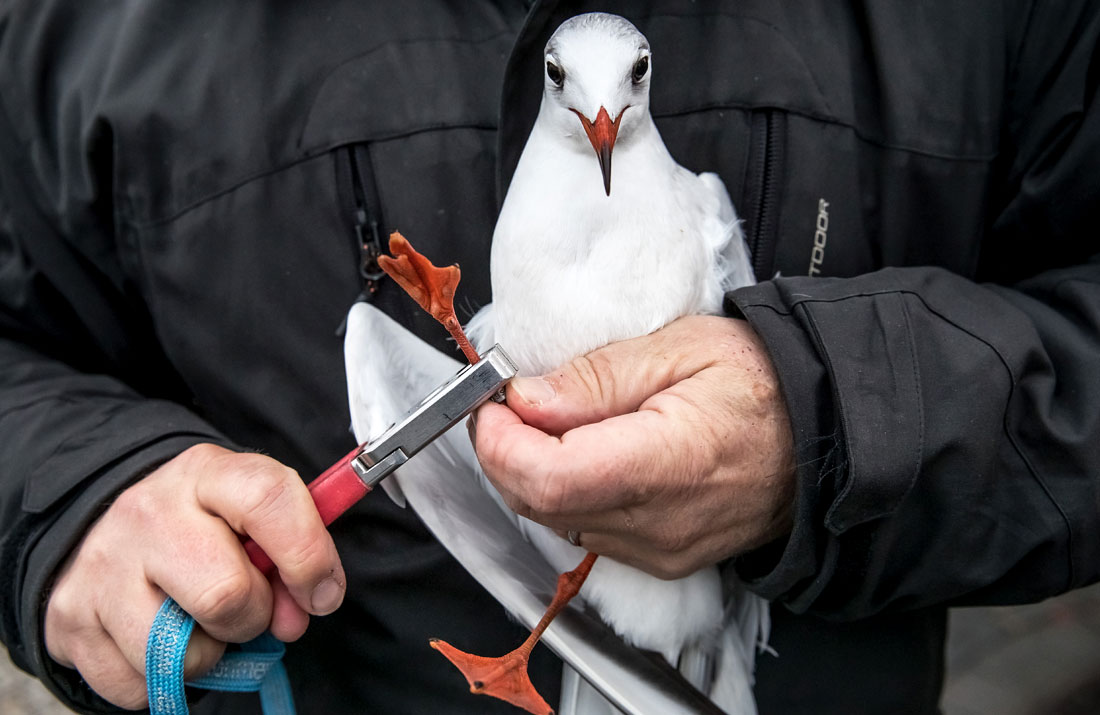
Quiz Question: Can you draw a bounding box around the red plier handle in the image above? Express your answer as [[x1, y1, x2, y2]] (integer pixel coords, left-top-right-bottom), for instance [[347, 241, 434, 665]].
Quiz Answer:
[[243, 446, 369, 575]]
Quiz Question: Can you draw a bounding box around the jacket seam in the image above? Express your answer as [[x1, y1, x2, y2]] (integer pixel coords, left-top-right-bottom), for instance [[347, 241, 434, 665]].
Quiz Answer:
[[899, 294, 926, 512], [654, 103, 998, 162], [126, 124, 498, 230]]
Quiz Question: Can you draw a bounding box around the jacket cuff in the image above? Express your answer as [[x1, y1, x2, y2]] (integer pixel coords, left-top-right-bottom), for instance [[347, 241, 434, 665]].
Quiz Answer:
[[723, 281, 844, 608], [724, 271, 934, 614], [15, 402, 234, 712], [722, 266, 1079, 619]]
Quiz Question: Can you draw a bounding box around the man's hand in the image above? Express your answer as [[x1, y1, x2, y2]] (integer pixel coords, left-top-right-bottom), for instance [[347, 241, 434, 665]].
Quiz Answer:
[[44, 444, 346, 709], [472, 315, 796, 580]]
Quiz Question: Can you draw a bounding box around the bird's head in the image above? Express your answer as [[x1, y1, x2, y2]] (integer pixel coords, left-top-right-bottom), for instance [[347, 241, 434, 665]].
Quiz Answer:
[[541, 13, 652, 196]]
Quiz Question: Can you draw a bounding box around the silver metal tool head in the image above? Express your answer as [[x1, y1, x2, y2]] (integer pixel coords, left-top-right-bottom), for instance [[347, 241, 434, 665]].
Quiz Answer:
[[351, 345, 517, 487]]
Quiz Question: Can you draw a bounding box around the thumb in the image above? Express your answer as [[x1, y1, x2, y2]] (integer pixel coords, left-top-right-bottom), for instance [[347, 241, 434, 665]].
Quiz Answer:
[[505, 330, 689, 435]]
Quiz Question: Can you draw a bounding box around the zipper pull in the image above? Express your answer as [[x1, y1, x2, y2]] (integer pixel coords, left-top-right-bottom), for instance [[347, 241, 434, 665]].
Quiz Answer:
[[355, 207, 387, 298]]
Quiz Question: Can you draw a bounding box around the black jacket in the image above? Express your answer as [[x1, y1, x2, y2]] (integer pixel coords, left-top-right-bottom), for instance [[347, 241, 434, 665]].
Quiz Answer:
[[1, 1, 1098, 713]]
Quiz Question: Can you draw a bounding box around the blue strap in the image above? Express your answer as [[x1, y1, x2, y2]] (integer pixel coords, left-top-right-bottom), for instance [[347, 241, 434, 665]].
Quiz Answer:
[[147, 597, 296, 715]]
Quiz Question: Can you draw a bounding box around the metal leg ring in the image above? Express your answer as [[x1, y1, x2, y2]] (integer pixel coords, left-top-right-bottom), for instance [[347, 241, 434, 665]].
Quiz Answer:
[[567, 530, 582, 547]]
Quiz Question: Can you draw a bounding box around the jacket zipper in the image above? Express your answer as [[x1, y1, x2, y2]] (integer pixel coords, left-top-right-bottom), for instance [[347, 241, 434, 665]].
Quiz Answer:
[[346, 145, 386, 299], [748, 110, 782, 280]]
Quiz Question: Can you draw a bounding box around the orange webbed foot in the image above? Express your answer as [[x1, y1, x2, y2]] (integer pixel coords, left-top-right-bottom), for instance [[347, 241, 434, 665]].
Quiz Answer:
[[430, 638, 554, 715], [377, 231, 479, 363], [430, 552, 598, 714]]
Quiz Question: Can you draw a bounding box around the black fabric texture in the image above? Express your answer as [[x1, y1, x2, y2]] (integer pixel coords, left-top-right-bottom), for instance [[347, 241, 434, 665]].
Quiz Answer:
[[1, 1, 1098, 713]]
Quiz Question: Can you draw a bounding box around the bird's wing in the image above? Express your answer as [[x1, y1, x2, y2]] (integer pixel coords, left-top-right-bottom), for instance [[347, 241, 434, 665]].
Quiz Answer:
[[344, 301, 468, 506], [699, 171, 755, 292], [560, 666, 621, 715], [342, 301, 732, 715]]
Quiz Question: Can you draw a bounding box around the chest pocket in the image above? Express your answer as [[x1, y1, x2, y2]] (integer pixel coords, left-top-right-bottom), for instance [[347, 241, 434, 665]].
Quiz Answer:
[[300, 36, 510, 348]]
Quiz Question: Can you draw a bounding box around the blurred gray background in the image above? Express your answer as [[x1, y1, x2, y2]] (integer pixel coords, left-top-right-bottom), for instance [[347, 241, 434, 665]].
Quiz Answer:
[[4, 582, 1100, 714]]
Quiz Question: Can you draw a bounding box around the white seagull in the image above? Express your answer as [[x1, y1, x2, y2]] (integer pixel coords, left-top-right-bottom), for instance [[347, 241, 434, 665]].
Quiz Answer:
[[345, 12, 766, 715]]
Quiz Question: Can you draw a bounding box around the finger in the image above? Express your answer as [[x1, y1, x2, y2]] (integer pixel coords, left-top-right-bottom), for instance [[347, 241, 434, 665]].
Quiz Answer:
[[505, 315, 723, 434], [96, 579, 228, 684], [65, 627, 148, 710], [144, 509, 275, 643], [562, 523, 728, 580], [194, 451, 346, 617], [268, 574, 311, 642], [96, 578, 175, 677], [46, 563, 149, 709], [183, 626, 228, 681], [475, 399, 682, 524], [568, 529, 690, 580]]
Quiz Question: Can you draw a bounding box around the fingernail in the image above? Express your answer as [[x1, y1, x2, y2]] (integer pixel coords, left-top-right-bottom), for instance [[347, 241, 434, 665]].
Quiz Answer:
[[466, 414, 477, 442], [311, 577, 344, 615], [511, 376, 556, 406]]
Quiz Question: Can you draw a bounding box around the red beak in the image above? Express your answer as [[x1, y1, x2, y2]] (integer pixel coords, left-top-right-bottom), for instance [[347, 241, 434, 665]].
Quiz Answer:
[[573, 106, 625, 196]]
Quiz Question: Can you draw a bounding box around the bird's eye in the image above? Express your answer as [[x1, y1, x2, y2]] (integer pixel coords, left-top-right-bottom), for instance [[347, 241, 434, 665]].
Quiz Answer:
[[546, 61, 564, 87], [632, 56, 649, 83]]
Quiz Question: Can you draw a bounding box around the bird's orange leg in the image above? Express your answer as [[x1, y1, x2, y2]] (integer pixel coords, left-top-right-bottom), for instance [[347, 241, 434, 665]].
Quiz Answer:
[[379, 232, 596, 712], [430, 552, 599, 715]]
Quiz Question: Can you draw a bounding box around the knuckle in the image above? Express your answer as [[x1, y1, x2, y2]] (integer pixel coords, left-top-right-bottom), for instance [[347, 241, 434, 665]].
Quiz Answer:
[[648, 553, 692, 581], [180, 441, 223, 463], [572, 352, 613, 405], [79, 533, 124, 576], [172, 442, 230, 477], [528, 474, 568, 516], [279, 533, 333, 577], [496, 489, 531, 519], [45, 589, 84, 639], [655, 529, 693, 555], [189, 571, 256, 625], [110, 484, 162, 531], [236, 462, 301, 525]]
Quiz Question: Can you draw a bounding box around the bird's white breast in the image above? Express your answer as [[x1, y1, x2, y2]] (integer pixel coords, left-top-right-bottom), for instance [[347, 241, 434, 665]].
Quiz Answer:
[[490, 117, 728, 376]]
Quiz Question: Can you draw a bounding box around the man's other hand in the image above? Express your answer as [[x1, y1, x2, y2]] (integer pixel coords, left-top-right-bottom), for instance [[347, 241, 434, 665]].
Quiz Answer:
[[44, 444, 345, 709]]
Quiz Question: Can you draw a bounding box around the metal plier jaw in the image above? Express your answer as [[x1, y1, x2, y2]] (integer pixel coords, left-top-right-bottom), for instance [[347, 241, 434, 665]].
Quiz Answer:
[[243, 345, 517, 574], [351, 345, 518, 487]]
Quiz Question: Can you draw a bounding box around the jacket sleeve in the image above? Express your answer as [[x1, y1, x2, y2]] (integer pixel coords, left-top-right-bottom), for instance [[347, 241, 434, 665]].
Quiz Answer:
[[724, 4, 1100, 619], [0, 174, 233, 712]]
